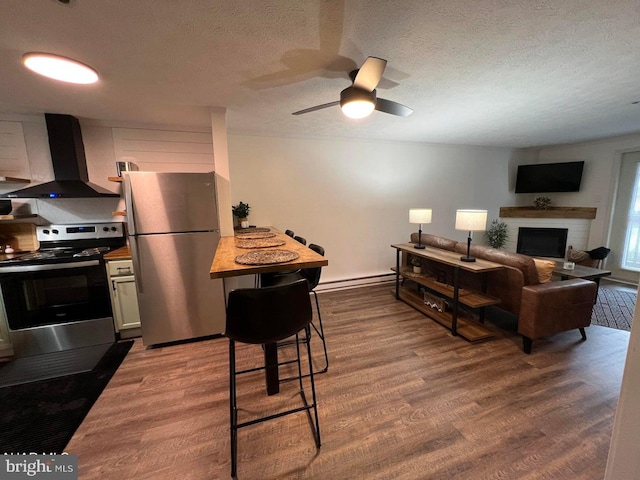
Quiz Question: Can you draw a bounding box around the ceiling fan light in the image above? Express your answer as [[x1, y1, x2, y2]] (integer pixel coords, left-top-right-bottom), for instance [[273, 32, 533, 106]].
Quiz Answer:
[[340, 87, 376, 119], [341, 100, 375, 119], [22, 52, 98, 84]]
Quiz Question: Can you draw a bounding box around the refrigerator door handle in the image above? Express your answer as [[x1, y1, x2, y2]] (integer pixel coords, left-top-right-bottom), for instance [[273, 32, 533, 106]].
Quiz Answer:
[[129, 235, 143, 293], [124, 174, 136, 236]]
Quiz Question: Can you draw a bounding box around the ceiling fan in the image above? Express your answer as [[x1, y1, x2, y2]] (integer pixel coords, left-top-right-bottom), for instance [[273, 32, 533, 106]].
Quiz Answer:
[[292, 56, 413, 119]]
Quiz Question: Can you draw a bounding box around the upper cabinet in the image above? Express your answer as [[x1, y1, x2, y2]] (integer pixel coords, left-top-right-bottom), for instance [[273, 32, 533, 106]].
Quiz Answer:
[[0, 121, 31, 183]]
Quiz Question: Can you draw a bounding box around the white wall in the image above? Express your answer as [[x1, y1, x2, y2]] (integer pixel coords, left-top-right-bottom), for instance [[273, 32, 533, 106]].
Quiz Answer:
[[228, 134, 516, 284]]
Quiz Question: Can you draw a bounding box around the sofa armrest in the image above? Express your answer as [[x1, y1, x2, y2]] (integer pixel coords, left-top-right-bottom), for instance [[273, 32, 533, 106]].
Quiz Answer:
[[517, 278, 597, 340]]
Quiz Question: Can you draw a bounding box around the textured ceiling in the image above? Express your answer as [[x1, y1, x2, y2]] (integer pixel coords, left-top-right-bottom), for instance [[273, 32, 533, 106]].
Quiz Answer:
[[1, 0, 640, 148]]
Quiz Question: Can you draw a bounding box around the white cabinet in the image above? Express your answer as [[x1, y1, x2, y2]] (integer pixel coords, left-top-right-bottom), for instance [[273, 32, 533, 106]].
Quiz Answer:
[[106, 259, 141, 338], [0, 288, 14, 358]]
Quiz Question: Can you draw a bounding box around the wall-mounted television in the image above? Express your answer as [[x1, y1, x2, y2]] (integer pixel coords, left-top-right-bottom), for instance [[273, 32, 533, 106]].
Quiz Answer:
[[515, 161, 584, 193]]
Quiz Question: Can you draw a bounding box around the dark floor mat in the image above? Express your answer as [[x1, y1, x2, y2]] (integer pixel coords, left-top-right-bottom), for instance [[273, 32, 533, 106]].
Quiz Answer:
[[0, 340, 133, 454]]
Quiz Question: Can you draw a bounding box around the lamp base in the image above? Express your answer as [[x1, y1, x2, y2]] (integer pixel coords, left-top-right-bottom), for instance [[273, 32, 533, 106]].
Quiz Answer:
[[413, 244, 425, 249], [460, 256, 476, 262]]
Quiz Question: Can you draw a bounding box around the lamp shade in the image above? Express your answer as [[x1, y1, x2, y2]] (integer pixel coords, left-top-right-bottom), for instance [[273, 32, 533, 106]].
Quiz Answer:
[[455, 209, 487, 231], [409, 208, 432, 224]]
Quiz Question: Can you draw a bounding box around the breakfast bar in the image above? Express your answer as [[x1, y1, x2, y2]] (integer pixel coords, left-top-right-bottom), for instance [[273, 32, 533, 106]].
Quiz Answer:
[[210, 227, 327, 395]]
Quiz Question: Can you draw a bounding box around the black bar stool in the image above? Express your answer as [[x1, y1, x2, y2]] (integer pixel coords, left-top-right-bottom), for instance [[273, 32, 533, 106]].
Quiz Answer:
[[225, 279, 321, 478], [259, 243, 328, 376]]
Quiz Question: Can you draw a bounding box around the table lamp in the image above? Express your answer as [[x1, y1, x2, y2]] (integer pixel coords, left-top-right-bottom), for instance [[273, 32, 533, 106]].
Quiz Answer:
[[409, 208, 432, 249], [455, 209, 487, 262]]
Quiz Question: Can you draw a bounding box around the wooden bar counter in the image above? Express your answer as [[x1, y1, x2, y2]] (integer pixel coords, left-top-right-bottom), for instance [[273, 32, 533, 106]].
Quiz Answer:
[[210, 228, 327, 279]]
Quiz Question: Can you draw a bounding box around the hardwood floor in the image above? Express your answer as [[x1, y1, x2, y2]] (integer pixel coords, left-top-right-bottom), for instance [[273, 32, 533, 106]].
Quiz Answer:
[[66, 284, 631, 479]]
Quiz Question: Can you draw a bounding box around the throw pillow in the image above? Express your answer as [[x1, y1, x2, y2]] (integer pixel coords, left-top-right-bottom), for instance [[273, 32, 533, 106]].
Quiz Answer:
[[533, 258, 556, 283], [567, 246, 591, 263], [588, 246, 611, 259]]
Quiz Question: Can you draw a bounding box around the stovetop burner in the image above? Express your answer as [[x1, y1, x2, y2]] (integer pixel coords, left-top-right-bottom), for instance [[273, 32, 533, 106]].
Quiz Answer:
[[0, 222, 125, 268], [0, 247, 114, 265], [73, 246, 111, 257]]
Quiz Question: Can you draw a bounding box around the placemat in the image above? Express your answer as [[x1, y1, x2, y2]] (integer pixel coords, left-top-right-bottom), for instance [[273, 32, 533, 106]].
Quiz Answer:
[[235, 249, 299, 265], [236, 238, 286, 249], [235, 232, 277, 240], [235, 227, 271, 234]]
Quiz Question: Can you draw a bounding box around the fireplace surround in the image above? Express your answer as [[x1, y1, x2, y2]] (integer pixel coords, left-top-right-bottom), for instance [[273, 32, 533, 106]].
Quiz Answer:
[[499, 206, 596, 257], [517, 227, 568, 258]]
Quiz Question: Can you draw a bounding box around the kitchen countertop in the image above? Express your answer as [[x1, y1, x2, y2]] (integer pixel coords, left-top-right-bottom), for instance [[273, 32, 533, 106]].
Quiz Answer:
[[104, 246, 131, 260]]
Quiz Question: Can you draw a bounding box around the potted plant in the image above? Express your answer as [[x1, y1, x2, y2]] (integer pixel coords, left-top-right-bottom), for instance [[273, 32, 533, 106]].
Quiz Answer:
[[232, 202, 251, 228], [484, 219, 509, 249], [410, 256, 422, 274]]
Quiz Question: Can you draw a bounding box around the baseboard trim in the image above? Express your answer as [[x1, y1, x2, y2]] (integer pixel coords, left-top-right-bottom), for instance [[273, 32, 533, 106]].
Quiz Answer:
[[315, 273, 396, 293], [603, 277, 639, 288]]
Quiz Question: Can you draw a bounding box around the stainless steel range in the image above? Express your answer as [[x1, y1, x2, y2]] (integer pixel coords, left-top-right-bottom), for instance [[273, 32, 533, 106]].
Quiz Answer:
[[0, 222, 126, 358]]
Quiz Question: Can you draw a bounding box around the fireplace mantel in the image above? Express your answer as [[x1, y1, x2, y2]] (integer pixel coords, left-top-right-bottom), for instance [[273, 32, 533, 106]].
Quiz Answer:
[[499, 206, 596, 220]]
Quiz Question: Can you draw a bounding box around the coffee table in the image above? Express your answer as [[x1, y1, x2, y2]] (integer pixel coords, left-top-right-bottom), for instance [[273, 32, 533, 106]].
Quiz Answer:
[[553, 262, 611, 300]]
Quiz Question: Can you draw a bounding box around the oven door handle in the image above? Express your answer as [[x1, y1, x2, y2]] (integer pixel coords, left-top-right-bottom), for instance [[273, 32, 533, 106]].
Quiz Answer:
[[0, 259, 100, 273]]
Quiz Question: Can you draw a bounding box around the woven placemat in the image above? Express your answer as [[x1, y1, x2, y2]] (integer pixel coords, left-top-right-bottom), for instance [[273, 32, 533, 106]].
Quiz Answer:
[[235, 249, 299, 265], [235, 227, 271, 234], [236, 238, 286, 249], [235, 232, 277, 240]]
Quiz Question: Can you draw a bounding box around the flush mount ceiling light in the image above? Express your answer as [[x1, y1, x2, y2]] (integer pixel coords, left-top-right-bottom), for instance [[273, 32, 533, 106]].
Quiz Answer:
[[340, 87, 376, 119], [22, 53, 98, 84]]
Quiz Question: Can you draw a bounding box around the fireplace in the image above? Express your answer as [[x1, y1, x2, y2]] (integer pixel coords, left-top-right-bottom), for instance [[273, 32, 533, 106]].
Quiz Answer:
[[517, 227, 568, 258]]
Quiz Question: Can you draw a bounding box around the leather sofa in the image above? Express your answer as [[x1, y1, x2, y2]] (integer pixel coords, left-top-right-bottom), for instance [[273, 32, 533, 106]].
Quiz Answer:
[[410, 232, 597, 353]]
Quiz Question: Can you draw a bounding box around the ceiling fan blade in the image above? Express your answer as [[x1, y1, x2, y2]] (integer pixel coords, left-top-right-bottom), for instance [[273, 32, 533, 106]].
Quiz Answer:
[[353, 57, 387, 92], [375, 98, 414, 117], [292, 101, 340, 115]]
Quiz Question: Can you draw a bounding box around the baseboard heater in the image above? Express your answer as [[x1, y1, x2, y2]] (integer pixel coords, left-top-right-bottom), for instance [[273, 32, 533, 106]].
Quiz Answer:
[[315, 273, 396, 293]]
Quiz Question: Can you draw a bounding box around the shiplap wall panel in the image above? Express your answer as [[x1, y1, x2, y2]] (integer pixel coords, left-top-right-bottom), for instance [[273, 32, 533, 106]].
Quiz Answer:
[[112, 128, 213, 172], [0, 121, 30, 177]]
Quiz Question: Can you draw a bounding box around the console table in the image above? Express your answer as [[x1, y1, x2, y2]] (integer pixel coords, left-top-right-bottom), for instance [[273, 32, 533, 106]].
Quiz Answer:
[[391, 243, 504, 342]]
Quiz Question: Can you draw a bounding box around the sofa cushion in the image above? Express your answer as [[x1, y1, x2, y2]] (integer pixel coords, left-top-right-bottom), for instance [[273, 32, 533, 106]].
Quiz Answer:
[[453, 243, 540, 285], [410, 233, 458, 251], [533, 258, 556, 283]]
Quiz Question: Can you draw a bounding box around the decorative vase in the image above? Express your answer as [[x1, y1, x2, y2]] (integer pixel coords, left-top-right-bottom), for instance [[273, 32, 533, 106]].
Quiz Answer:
[[240, 218, 249, 228]]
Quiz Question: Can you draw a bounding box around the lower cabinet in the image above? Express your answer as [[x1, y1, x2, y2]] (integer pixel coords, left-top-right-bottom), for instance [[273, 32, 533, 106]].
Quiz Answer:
[[106, 259, 141, 339]]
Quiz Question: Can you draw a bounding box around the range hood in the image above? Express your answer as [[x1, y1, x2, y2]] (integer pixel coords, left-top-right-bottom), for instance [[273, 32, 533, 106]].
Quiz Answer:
[[1, 114, 119, 198]]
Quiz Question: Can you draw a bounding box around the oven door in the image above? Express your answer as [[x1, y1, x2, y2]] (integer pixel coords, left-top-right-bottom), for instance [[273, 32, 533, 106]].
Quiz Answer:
[[0, 260, 112, 330]]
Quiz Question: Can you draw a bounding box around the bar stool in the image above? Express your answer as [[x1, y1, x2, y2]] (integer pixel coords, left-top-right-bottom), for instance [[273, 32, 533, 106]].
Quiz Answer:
[[259, 233, 304, 286], [225, 279, 321, 478], [260, 243, 328, 375]]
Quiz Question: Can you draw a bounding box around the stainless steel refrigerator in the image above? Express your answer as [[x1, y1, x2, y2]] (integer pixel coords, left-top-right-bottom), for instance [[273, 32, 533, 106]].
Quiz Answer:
[[123, 171, 226, 346]]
